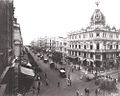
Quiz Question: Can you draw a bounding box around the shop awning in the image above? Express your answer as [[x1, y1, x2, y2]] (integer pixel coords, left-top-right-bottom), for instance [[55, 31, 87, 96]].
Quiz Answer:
[[20, 66, 35, 77]]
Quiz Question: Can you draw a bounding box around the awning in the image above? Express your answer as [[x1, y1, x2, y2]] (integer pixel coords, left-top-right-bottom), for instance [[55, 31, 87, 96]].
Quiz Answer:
[[20, 66, 35, 77]]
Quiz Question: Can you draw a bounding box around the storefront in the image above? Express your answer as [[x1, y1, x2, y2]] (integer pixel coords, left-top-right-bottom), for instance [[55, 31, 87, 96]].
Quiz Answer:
[[18, 66, 35, 94]]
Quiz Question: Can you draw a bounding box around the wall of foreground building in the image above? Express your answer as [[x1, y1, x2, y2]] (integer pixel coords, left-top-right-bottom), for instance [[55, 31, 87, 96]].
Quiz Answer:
[[0, 1, 23, 95]]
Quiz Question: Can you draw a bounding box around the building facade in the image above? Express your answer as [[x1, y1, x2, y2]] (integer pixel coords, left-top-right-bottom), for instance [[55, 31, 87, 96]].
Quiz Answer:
[[67, 7, 120, 69], [0, 0, 17, 95], [55, 37, 68, 57], [0, 0, 14, 75], [38, 37, 56, 52], [13, 18, 23, 58], [46, 37, 56, 52]]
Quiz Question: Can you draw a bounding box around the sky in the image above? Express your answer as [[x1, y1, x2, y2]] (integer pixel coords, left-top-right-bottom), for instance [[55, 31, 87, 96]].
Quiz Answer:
[[14, 0, 120, 45]]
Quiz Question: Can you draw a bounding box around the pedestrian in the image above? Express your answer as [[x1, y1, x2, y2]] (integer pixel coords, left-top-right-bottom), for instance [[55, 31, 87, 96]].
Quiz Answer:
[[84, 88, 87, 96], [95, 89, 98, 96], [37, 84, 40, 94], [68, 79, 71, 86], [38, 81, 42, 87], [58, 82, 60, 87], [86, 88, 89, 96], [45, 73, 47, 79], [68, 74, 70, 79], [67, 79, 70, 86], [75, 89, 80, 96], [32, 85, 36, 94], [46, 79, 48, 86], [113, 78, 117, 84], [85, 88, 89, 96]]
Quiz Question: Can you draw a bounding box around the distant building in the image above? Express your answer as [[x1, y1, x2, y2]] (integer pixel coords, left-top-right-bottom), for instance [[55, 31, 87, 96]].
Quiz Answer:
[[53, 36, 68, 63], [67, 5, 120, 68], [55, 37, 68, 57], [37, 37, 56, 52], [46, 37, 56, 52]]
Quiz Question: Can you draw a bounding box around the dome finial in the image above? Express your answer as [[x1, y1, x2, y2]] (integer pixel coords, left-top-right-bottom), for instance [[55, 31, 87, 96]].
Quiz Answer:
[[95, 1, 100, 7]]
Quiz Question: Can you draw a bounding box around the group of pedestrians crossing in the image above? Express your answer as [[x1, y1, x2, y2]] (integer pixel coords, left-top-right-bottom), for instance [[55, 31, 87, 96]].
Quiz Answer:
[[75, 88, 89, 96], [31, 72, 48, 95], [31, 75, 42, 95], [75, 87, 101, 96]]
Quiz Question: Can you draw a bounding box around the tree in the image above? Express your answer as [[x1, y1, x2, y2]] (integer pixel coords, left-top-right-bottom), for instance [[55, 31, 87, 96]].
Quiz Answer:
[[99, 79, 117, 93], [52, 52, 62, 63]]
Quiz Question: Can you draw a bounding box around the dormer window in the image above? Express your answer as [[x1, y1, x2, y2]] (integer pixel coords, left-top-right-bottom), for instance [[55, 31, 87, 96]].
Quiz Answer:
[[91, 9, 105, 26]]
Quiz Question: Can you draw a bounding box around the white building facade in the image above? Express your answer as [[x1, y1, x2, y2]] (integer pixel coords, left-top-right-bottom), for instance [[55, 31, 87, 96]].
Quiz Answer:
[[67, 8, 120, 68], [35, 37, 56, 53], [55, 37, 68, 57]]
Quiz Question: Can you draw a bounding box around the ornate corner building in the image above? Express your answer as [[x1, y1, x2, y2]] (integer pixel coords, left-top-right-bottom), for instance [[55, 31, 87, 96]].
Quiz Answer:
[[67, 6, 120, 69]]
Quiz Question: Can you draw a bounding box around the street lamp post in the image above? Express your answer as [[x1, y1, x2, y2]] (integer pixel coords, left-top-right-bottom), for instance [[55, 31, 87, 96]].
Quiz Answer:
[[103, 42, 107, 96], [66, 59, 70, 80], [103, 42, 106, 71], [13, 40, 22, 95], [17, 41, 22, 95]]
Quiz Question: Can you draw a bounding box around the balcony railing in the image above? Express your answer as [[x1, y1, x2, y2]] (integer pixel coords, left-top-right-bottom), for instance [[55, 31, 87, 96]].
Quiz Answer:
[[67, 48, 120, 53]]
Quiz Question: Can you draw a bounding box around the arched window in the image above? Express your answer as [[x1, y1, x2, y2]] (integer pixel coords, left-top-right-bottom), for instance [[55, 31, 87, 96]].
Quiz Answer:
[[96, 43, 99, 50], [75, 45, 77, 48], [110, 45, 112, 49], [116, 45, 118, 49], [84, 45, 86, 49], [90, 45, 93, 50], [79, 45, 81, 49]]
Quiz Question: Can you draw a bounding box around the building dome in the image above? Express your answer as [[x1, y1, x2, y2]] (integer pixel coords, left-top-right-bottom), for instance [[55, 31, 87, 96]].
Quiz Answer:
[[90, 9, 105, 26]]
